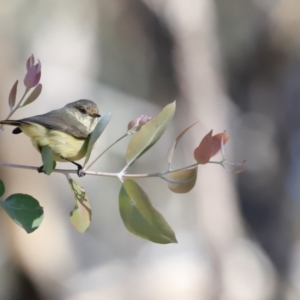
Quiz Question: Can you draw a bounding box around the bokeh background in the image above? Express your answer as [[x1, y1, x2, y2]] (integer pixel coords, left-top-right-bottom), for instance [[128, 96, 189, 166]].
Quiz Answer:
[[0, 0, 299, 299]]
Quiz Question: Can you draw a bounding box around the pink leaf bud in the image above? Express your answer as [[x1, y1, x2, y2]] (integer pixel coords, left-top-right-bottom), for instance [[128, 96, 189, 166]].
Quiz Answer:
[[127, 115, 152, 133], [24, 55, 41, 89], [26, 54, 35, 71]]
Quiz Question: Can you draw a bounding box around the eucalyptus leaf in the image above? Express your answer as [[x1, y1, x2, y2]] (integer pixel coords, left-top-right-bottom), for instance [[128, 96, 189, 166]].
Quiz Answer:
[[119, 179, 177, 244], [165, 168, 197, 193], [0, 193, 44, 233], [83, 112, 112, 167], [194, 130, 213, 164], [67, 177, 91, 233], [8, 80, 18, 110], [22, 83, 42, 106], [0, 179, 5, 197], [126, 101, 176, 166], [211, 132, 229, 158], [167, 122, 198, 165], [41, 145, 54, 175]]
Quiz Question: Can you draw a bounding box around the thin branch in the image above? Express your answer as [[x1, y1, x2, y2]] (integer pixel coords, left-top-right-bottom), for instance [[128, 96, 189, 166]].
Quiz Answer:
[[0, 161, 199, 179], [0, 162, 39, 171]]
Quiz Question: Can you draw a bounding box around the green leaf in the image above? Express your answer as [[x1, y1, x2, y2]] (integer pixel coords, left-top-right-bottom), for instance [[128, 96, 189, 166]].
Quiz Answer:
[[0, 179, 5, 197], [83, 113, 112, 167], [22, 83, 42, 106], [41, 145, 55, 175], [167, 122, 198, 165], [126, 101, 176, 166], [0, 194, 44, 233], [67, 177, 91, 233], [8, 80, 18, 110], [119, 179, 177, 244], [165, 168, 197, 193]]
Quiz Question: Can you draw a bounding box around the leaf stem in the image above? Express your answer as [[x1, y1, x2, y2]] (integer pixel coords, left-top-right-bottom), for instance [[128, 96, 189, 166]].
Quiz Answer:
[[85, 133, 128, 170], [207, 159, 224, 165], [7, 88, 29, 118], [0, 88, 30, 129]]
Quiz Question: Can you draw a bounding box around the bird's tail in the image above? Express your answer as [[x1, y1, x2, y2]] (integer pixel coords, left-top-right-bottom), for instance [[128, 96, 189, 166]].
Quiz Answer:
[[0, 120, 21, 126], [0, 120, 23, 134]]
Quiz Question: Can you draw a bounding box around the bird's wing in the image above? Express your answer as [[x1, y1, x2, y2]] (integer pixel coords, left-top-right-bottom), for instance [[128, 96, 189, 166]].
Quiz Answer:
[[20, 113, 90, 138]]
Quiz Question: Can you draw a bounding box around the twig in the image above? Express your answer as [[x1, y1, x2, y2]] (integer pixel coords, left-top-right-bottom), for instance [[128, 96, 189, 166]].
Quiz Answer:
[[85, 133, 128, 170]]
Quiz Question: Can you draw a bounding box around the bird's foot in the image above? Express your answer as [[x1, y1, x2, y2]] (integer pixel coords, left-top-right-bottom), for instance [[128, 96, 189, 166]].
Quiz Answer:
[[37, 165, 44, 173], [60, 156, 85, 177], [71, 161, 85, 177], [78, 168, 86, 177]]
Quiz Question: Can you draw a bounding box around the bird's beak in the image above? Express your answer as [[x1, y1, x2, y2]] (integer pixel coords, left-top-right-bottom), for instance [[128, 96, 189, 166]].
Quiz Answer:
[[91, 113, 101, 118]]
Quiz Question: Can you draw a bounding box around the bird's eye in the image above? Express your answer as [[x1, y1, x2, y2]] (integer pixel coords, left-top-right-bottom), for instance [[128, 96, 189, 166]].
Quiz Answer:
[[79, 107, 87, 114]]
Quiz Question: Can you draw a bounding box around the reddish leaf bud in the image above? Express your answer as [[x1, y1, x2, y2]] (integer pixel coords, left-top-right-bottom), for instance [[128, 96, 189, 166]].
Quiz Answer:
[[24, 55, 41, 89]]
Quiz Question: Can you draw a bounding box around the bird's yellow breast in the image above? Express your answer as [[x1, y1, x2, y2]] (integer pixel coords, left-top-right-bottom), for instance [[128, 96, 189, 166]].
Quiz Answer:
[[20, 123, 88, 162]]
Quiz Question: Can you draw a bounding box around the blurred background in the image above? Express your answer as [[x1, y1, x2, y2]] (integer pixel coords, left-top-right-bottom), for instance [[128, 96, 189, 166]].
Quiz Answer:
[[0, 0, 299, 299]]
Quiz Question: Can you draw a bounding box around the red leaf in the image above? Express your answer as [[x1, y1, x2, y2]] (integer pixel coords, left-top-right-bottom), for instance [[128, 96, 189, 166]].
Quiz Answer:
[[194, 130, 213, 164], [211, 132, 229, 158]]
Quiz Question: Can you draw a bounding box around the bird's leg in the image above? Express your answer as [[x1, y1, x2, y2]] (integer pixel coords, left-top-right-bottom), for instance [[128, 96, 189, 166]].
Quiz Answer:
[[60, 155, 85, 177]]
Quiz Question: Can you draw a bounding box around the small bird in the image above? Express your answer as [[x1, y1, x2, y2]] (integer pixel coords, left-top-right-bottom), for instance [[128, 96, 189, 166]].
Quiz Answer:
[[0, 99, 100, 175]]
